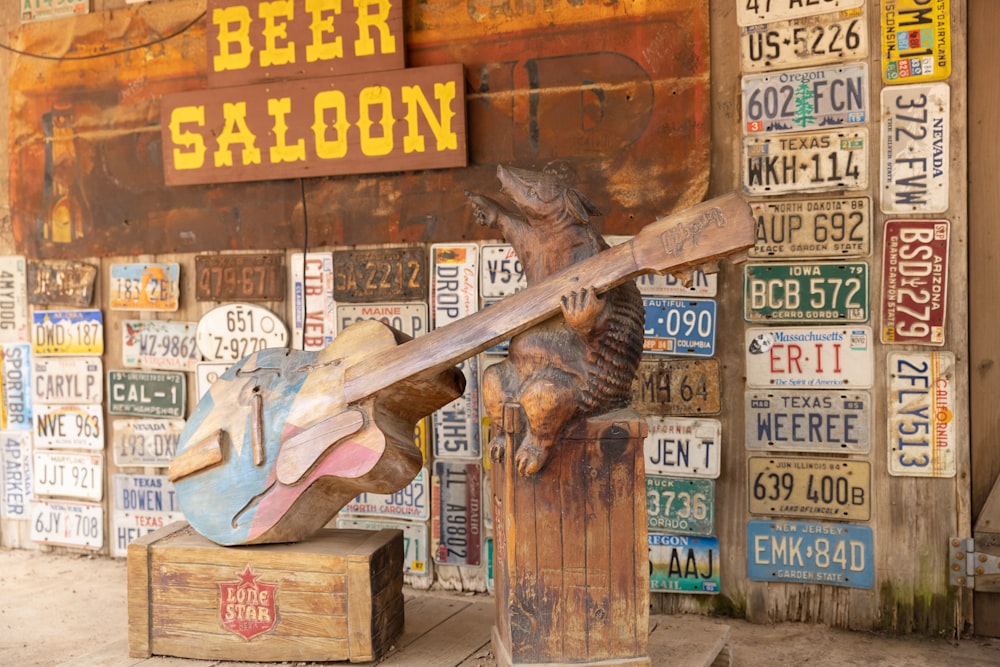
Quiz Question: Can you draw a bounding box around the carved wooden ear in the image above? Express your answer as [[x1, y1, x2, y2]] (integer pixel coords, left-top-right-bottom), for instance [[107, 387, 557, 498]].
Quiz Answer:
[[565, 189, 602, 223]]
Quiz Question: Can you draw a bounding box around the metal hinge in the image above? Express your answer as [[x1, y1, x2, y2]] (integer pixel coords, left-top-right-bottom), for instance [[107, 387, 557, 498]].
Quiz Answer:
[[949, 537, 1000, 588]]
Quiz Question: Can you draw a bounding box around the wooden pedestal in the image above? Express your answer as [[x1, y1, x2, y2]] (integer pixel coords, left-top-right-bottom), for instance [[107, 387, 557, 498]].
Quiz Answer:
[[491, 409, 651, 667], [127, 522, 404, 663]]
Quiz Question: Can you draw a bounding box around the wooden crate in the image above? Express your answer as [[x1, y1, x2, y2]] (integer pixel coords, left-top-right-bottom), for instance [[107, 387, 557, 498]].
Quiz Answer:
[[127, 522, 404, 663]]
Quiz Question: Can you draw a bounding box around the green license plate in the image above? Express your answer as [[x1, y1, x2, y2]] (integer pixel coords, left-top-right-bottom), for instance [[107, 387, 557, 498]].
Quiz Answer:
[[646, 476, 714, 535], [744, 262, 868, 323]]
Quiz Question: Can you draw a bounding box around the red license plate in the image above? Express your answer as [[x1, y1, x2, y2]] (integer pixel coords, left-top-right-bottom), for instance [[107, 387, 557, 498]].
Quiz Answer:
[[881, 219, 949, 345]]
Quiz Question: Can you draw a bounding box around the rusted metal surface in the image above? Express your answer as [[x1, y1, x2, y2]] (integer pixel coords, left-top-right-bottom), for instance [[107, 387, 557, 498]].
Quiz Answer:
[[333, 245, 428, 303], [26, 260, 96, 306], [9, 0, 710, 259], [194, 253, 284, 302]]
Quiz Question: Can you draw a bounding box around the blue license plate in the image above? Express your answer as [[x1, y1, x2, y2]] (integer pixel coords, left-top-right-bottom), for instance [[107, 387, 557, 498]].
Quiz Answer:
[[642, 297, 717, 357], [648, 534, 720, 594], [747, 519, 873, 589]]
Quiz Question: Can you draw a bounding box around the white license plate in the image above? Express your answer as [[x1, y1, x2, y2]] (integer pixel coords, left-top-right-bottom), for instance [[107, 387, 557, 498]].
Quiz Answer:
[[121, 320, 200, 371], [33, 356, 103, 404], [0, 256, 29, 343], [337, 303, 428, 338], [738, 0, 864, 26], [745, 389, 871, 453], [431, 244, 479, 328], [743, 129, 868, 195], [749, 196, 871, 259], [740, 9, 868, 72], [433, 461, 483, 566], [111, 418, 185, 467], [342, 467, 430, 520], [109, 263, 180, 311], [433, 357, 481, 460], [887, 351, 955, 477], [112, 473, 180, 513], [643, 417, 721, 479], [111, 509, 181, 558], [30, 499, 103, 549], [195, 361, 231, 399], [34, 404, 103, 450], [745, 326, 873, 388], [2, 431, 32, 519], [480, 244, 526, 298], [336, 517, 430, 576], [32, 450, 103, 501], [748, 456, 870, 520], [32, 309, 103, 355], [2, 342, 33, 430], [195, 303, 289, 362], [880, 82, 949, 213], [743, 63, 868, 134], [291, 251, 336, 350]]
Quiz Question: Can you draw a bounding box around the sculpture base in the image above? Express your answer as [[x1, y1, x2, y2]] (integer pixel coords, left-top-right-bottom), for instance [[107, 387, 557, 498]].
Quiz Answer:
[[491, 409, 651, 667]]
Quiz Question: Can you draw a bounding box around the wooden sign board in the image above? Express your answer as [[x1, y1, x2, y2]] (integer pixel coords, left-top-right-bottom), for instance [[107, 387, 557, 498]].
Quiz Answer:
[[26, 260, 96, 307], [194, 253, 284, 302], [161, 64, 467, 185]]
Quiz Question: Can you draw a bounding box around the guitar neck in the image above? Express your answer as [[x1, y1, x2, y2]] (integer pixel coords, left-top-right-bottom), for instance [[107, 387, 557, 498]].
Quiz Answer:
[[342, 193, 752, 404]]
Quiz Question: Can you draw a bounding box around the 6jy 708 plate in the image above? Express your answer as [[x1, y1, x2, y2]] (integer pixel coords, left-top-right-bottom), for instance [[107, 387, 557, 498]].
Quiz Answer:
[[745, 389, 871, 453], [743, 262, 868, 323], [881, 219, 949, 345], [742, 63, 868, 134], [748, 456, 870, 520], [743, 129, 868, 195], [750, 197, 870, 259], [880, 82, 949, 213], [741, 8, 868, 73]]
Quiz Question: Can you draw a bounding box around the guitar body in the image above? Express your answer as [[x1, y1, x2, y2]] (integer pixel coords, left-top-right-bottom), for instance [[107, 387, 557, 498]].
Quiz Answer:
[[170, 320, 465, 545]]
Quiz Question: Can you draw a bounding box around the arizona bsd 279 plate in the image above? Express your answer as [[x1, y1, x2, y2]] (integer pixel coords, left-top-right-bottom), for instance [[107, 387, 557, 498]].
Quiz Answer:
[[750, 197, 871, 259], [747, 519, 873, 588], [880, 82, 949, 213], [743, 129, 868, 196], [740, 8, 868, 73], [746, 326, 873, 388], [742, 63, 868, 134], [882, 219, 949, 345], [649, 534, 719, 594], [744, 262, 868, 323]]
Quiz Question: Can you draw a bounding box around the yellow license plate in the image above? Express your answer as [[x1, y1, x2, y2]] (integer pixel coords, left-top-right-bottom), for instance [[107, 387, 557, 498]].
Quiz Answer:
[[881, 0, 951, 83]]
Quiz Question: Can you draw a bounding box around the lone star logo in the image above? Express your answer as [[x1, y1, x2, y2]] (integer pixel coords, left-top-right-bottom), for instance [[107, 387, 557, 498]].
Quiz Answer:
[[218, 564, 278, 640]]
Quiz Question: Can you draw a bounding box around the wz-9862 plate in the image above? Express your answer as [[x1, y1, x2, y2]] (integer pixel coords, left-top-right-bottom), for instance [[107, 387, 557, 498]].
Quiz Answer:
[[743, 262, 868, 323], [742, 63, 868, 134], [750, 197, 870, 259], [745, 389, 871, 453], [743, 129, 868, 196], [748, 456, 870, 520], [740, 8, 868, 73]]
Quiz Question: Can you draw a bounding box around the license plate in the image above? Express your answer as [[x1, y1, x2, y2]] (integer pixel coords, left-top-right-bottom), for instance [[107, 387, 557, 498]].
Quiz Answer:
[[431, 244, 479, 328], [433, 460, 482, 566], [642, 297, 716, 357], [333, 245, 427, 303], [108, 370, 186, 418], [0, 256, 28, 342], [32, 450, 103, 501], [194, 253, 284, 301], [291, 251, 336, 350], [122, 320, 201, 371], [34, 404, 103, 451], [27, 259, 96, 307], [32, 309, 103, 355], [433, 357, 481, 460], [2, 431, 31, 519], [749, 196, 871, 259], [745, 326, 873, 388], [747, 519, 873, 588], [111, 418, 185, 467], [336, 517, 430, 576], [109, 262, 180, 311], [33, 356, 103, 404], [30, 499, 103, 549], [337, 303, 428, 339], [480, 244, 526, 298], [881, 0, 951, 83], [743, 261, 868, 323], [880, 82, 949, 213], [648, 534, 719, 594], [605, 236, 718, 297], [646, 476, 715, 536], [2, 343, 33, 430], [742, 63, 869, 134], [631, 358, 721, 416], [112, 473, 180, 513], [738, 0, 864, 26], [881, 219, 949, 345], [195, 303, 289, 362], [111, 509, 182, 558], [342, 468, 430, 521], [888, 351, 955, 477], [748, 456, 870, 520], [745, 389, 871, 453], [740, 9, 868, 72], [195, 362, 231, 399], [743, 129, 868, 195], [643, 417, 721, 478]]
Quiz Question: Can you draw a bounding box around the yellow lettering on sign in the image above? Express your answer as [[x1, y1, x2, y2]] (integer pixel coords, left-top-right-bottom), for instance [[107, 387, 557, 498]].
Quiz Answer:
[[259, 0, 296, 67], [354, 0, 396, 56], [312, 90, 350, 159], [358, 86, 394, 156], [268, 98, 306, 163], [168, 106, 207, 170], [402, 82, 458, 154], [306, 0, 344, 63], [214, 102, 262, 167], [213, 6, 253, 72]]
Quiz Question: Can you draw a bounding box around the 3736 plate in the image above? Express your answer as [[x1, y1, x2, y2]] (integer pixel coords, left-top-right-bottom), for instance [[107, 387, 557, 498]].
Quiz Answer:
[[740, 8, 868, 73], [748, 456, 870, 520], [743, 129, 868, 195], [646, 476, 714, 536], [743, 262, 868, 323], [881, 219, 948, 345], [742, 63, 868, 134], [749, 196, 870, 259], [880, 82, 949, 213], [747, 519, 873, 588], [649, 534, 719, 594]]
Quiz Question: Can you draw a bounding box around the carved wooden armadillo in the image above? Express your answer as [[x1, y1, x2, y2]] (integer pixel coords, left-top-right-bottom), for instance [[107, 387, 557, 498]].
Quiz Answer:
[[468, 165, 645, 475]]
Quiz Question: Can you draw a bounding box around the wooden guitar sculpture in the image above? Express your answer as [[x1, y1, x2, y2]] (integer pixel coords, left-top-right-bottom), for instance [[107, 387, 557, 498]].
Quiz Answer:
[[169, 192, 755, 546]]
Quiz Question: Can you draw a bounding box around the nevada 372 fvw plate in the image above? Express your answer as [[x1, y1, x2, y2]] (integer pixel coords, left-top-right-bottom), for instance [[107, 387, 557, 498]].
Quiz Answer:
[[880, 82, 949, 213]]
